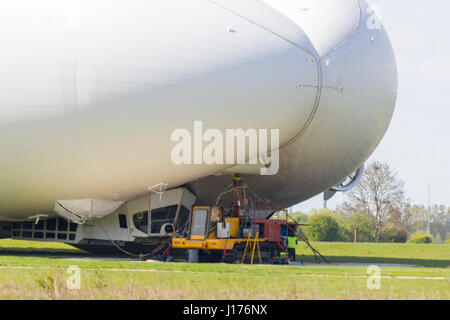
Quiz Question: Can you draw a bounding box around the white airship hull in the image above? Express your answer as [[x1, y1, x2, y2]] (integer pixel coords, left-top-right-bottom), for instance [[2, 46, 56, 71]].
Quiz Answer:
[[0, 0, 397, 221]]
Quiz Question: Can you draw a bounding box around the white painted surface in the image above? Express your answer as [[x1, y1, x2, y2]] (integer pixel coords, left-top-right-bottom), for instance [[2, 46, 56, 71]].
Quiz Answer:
[[0, 0, 397, 219]]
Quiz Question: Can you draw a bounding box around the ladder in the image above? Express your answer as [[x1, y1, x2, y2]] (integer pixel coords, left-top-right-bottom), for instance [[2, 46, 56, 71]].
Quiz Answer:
[[240, 231, 262, 264]]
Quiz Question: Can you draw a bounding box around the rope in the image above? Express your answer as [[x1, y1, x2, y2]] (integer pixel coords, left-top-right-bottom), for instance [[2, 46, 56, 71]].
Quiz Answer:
[[214, 183, 234, 204], [96, 218, 169, 260], [280, 210, 329, 264]]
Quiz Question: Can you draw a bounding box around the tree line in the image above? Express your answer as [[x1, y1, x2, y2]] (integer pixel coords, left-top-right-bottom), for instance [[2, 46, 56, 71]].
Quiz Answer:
[[289, 161, 449, 243]]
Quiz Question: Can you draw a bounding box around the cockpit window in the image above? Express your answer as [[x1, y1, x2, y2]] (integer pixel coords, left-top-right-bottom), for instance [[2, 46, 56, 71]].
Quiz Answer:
[[133, 211, 148, 233], [150, 205, 178, 234]]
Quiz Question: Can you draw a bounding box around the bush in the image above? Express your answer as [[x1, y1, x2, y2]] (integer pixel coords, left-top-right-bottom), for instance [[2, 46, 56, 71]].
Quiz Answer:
[[344, 213, 376, 242], [336, 222, 353, 242], [291, 212, 308, 224], [445, 239, 450, 245], [306, 213, 342, 241], [379, 226, 409, 243], [408, 234, 433, 244]]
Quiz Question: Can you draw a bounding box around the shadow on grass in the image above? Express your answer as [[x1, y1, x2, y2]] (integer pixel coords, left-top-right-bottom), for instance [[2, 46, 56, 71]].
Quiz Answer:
[[1, 247, 448, 268], [296, 254, 450, 268], [0, 247, 113, 259]]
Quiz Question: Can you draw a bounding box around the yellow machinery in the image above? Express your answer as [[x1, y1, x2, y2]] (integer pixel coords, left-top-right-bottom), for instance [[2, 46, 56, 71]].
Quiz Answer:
[[170, 178, 328, 264], [172, 206, 270, 262]]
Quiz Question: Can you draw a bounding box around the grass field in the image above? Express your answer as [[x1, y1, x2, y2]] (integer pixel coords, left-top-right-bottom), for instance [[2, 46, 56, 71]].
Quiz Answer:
[[0, 239, 448, 300]]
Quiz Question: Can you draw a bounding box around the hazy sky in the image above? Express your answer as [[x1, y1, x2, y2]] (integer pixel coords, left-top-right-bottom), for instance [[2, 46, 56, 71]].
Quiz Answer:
[[293, 0, 450, 213]]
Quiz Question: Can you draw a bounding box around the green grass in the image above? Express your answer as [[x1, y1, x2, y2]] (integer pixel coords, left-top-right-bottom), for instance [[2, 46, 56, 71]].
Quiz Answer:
[[0, 239, 448, 299], [0, 238, 84, 253], [295, 241, 450, 268]]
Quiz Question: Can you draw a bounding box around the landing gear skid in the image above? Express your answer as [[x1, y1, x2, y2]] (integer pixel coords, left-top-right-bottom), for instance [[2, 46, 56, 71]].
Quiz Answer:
[[298, 231, 329, 264]]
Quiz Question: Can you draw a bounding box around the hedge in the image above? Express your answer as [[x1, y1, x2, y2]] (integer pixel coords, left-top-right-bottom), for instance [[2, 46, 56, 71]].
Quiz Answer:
[[407, 234, 433, 244]]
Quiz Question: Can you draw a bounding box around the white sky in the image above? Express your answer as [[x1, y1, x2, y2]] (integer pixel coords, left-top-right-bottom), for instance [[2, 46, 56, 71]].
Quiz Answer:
[[293, 0, 450, 213]]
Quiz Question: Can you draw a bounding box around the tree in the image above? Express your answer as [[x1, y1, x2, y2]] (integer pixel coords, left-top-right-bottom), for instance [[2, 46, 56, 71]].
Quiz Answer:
[[393, 203, 448, 242], [430, 205, 449, 243], [306, 213, 341, 242], [338, 161, 406, 242], [402, 204, 428, 233], [345, 212, 377, 242], [289, 211, 308, 224], [379, 225, 408, 243]]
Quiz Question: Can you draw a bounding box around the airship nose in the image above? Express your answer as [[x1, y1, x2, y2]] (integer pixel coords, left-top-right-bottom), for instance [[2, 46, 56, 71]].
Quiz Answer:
[[292, 0, 398, 176], [261, 0, 397, 148], [236, 0, 398, 205]]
